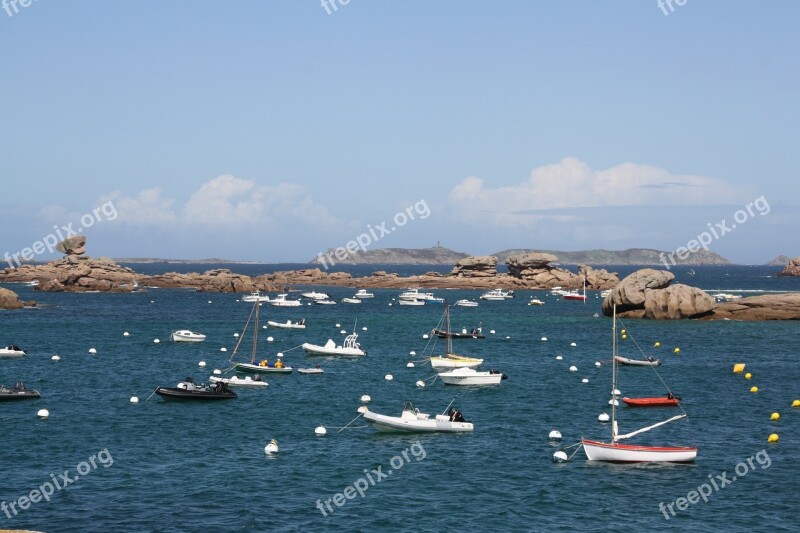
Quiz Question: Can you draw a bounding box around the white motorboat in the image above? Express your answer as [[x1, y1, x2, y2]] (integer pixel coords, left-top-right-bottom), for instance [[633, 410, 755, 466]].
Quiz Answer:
[[302, 333, 366, 356], [438, 367, 506, 386], [614, 355, 661, 367], [302, 291, 330, 300], [430, 355, 483, 369], [242, 291, 270, 302], [171, 330, 207, 342], [354, 289, 374, 299], [528, 299, 545, 306], [341, 297, 361, 304], [454, 299, 478, 307], [266, 319, 306, 330], [398, 288, 440, 301], [480, 289, 514, 300], [267, 294, 302, 307], [398, 299, 425, 306], [712, 293, 742, 302], [0, 345, 26, 358], [209, 375, 268, 388], [297, 367, 324, 374], [363, 401, 473, 433], [314, 299, 337, 305]]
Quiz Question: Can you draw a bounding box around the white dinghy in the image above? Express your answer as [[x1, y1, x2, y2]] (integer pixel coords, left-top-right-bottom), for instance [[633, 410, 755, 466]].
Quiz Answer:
[[302, 332, 366, 356], [363, 401, 473, 433]]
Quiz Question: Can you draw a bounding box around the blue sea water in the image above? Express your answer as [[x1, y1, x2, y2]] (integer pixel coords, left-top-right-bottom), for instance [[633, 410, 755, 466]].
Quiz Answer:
[[1, 265, 799, 532]]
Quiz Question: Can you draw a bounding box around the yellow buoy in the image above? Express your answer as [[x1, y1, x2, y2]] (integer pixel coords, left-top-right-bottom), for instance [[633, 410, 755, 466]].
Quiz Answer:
[[750, 386, 759, 393], [793, 400, 800, 408], [621, 334, 627, 340], [620, 329, 626, 335], [745, 373, 752, 380], [770, 412, 780, 421], [732, 363, 745, 374], [673, 347, 680, 354], [654, 341, 661, 348], [768, 433, 779, 443]]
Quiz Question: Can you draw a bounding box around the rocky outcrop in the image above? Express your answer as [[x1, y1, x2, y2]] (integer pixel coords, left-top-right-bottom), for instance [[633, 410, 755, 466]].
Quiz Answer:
[[777, 257, 800, 277], [450, 256, 498, 278], [602, 269, 715, 319], [143, 269, 265, 293], [0, 287, 26, 309], [703, 294, 800, 320], [504, 253, 619, 290], [643, 284, 716, 319], [56, 235, 87, 255], [578, 265, 620, 291], [0, 256, 139, 292]]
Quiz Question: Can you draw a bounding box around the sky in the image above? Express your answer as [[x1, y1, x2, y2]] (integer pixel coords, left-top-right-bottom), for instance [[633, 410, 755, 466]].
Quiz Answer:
[[1, 1, 798, 264]]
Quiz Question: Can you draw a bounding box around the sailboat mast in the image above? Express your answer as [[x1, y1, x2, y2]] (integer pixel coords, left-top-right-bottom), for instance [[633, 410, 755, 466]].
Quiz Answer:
[[583, 276, 586, 304], [611, 304, 618, 442], [446, 305, 452, 354], [251, 297, 259, 364]]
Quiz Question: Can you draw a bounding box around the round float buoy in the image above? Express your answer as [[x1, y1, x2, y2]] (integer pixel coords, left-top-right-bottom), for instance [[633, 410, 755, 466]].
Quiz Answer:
[[277, 352, 284, 358], [51, 354, 60, 361], [555, 355, 563, 361], [213, 369, 222, 375], [267, 336, 274, 342], [154, 339, 160, 344], [595, 361, 601, 367], [768, 433, 779, 443], [569, 366, 578, 372], [362, 327, 368, 331], [335, 323, 341, 328], [220, 347, 227, 352], [357, 405, 368, 414], [674, 347, 680, 354], [608, 399, 619, 406], [388, 303, 393, 306], [340, 329, 346, 334], [549, 429, 562, 440], [150, 300, 154, 303], [198, 361, 206, 368], [620, 329, 626, 335], [771, 412, 780, 421], [598, 413, 610, 422], [750, 386, 759, 393], [613, 389, 621, 396], [37, 408, 49, 419], [541, 337, 548, 341], [262, 325, 267, 329], [745, 373, 752, 380], [208, 300, 212, 304], [570, 342, 577, 347], [416, 380, 425, 388], [385, 374, 393, 381], [264, 439, 279, 455], [582, 378, 589, 383], [409, 351, 416, 356], [422, 334, 429, 339], [123, 332, 130, 337], [88, 348, 97, 354], [490, 330, 496, 334], [234, 333, 239, 338], [360, 395, 371, 403], [793, 400, 800, 408], [315, 426, 327, 436], [407, 362, 415, 368], [654, 341, 660, 347], [552, 450, 568, 463], [130, 396, 139, 404], [505, 336, 511, 339], [621, 334, 627, 340]]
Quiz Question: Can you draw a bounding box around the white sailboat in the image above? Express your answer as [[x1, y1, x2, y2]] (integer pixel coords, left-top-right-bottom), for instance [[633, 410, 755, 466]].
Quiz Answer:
[[229, 300, 293, 374], [581, 306, 697, 463], [429, 305, 484, 370]]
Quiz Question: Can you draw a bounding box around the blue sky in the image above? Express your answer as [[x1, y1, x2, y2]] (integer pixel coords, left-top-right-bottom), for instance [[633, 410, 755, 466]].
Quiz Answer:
[[1, 1, 797, 264]]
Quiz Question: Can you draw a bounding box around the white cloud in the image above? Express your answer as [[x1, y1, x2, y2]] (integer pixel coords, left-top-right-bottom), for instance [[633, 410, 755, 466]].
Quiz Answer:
[[101, 188, 177, 225], [448, 157, 750, 227]]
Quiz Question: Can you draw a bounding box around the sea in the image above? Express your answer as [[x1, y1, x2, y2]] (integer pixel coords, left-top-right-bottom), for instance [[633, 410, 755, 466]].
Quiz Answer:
[[1, 264, 798, 532]]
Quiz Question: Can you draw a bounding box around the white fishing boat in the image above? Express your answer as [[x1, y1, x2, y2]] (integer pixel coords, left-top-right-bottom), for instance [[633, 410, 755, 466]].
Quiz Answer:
[[354, 289, 374, 299], [614, 355, 661, 367], [302, 332, 366, 356], [454, 299, 478, 307], [341, 297, 361, 304], [297, 366, 324, 374], [438, 367, 506, 386], [209, 375, 268, 388], [267, 294, 302, 307], [0, 345, 26, 358], [229, 299, 294, 374], [363, 401, 473, 433], [242, 291, 270, 302], [266, 319, 306, 330], [314, 299, 337, 305], [480, 288, 514, 300], [398, 298, 425, 306], [302, 291, 330, 300], [398, 288, 440, 301], [528, 298, 545, 306], [581, 306, 697, 463], [170, 330, 207, 342]]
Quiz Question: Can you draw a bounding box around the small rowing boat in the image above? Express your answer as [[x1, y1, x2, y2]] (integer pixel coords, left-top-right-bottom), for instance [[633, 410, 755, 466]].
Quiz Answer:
[[622, 396, 681, 407]]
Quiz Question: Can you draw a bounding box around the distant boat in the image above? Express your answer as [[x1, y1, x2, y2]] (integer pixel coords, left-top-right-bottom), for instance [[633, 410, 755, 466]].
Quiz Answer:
[[614, 355, 662, 367], [363, 401, 473, 433], [229, 299, 294, 374], [438, 367, 506, 386], [297, 366, 324, 375], [399, 288, 441, 301], [354, 289, 374, 299], [398, 299, 425, 306], [528, 298, 545, 306], [480, 289, 513, 300], [209, 375, 268, 388], [563, 277, 587, 302], [266, 319, 306, 330], [314, 299, 337, 305], [454, 299, 478, 307], [429, 306, 484, 369], [302, 291, 330, 300], [581, 306, 696, 463], [242, 291, 270, 302], [0, 345, 26, 358], [0, 381, 41, 401], [155, 377, 237, 401], [433, 325, 484, 339], [341, 297, 361, 304], [622, 396, 681, 407], [267, 294, 302, 307], [171, 330, 206, 342], [302, 332, 366, 356]]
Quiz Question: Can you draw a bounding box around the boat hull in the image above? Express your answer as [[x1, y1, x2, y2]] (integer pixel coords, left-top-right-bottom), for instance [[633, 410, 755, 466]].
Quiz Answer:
[[301, 343, 365, 356], [234, 363, 293, 374], [155, 387, 237, 400], [0, 351, 26, 358], [0, 390, 41, 401], [266, 321, 306, 329], [363, 410, 473, 433], [432, 329, 484, 339], [622, 397, 680, 407], [430, 356, 483, 369], [581, 439, 697, 463], [209, 376, 268, 388], [615, 356, 662, 367], [438, 374, 502, 386]]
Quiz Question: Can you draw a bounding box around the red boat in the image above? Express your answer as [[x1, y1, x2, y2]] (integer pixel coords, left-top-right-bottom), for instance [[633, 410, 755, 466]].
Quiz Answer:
[[622, 396, 681, 407]]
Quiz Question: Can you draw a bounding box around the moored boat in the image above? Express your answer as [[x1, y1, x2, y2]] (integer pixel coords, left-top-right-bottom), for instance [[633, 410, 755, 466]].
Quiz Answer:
[[302, 291, 330, 300], [398, 298, 425, 306], [480, 289, 514, 300], [363, 401, 473, 433], [341, 297, 361, 304], [438, 367, 506, 386], [528, 299, 545, 306], [155, 377, 237, 401], [0, 381, 41, 401], [302, 333, 366, 356], [622, 396, 681, 407], [242, 291, 270, 302], [171, 330, 206, 342], [0, 345, 26, 358], [454, 299, 478, 307], [614, 355, 661, 367], [297, 366, 324, 374], [354, 289, 374, 299], [209, 375, 268, 388], [267, 294, 302, 307], [433, 325, 484, 339], [266, 319, 306, 329]]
